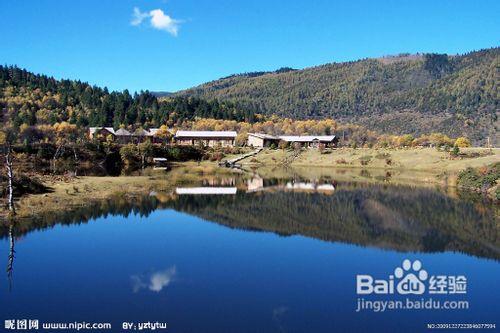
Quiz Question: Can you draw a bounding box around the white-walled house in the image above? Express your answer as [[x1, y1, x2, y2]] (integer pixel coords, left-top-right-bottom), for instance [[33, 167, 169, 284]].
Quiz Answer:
[[279, 135, 339, 148], [247, 133, 281, 147], [247, 133, 339, 148], [175, 131, 237, 147]]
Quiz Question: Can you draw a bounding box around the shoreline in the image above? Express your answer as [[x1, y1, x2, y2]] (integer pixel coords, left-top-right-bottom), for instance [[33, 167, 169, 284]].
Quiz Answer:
[[2, 147, 498, 221]]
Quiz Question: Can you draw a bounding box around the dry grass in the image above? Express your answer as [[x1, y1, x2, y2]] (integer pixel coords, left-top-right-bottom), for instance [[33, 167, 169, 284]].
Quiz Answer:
[[12, 162, 235, 221], [244, 147, 500, 175]]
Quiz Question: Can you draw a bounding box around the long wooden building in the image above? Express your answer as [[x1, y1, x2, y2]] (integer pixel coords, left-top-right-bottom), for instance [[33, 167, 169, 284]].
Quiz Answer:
[[88, 127, 169, 144], [247, 133, 338, 148], [174, 131, 237, 147]]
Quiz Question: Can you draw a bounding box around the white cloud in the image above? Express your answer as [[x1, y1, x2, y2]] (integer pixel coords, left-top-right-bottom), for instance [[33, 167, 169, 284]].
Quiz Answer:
[[131, 266, 177, 293], [149, 9, 180, 36], [131, 7, 149, 26], [131, 7, 181, 37]]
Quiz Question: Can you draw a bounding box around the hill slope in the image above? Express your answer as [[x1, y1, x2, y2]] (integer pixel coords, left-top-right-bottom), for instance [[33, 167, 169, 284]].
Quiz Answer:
[[178, 48, 499, 144], [0, 66, 256, 129]]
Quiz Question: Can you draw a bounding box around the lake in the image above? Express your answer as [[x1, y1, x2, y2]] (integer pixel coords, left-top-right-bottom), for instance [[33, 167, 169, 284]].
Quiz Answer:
[[1, 169, 498, 332]]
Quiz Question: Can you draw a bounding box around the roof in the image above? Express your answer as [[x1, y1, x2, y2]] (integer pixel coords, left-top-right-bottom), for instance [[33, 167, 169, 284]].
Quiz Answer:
[[175, 130, 237, 138], [90, 127, 172, 137], [278, 135, 336, 142], [248, 133, 279, 140], [115, 128, 131, 136], [147, 128, 159, 136], [148, 128, 174, 136], [247, 132, 337, 142], [134, 129, 151, 136], [89, 127, 115, 135]]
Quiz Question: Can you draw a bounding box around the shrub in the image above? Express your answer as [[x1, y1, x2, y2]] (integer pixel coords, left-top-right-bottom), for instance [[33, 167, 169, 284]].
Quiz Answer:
[[457, 163, 499, 191], [138, 141, 154, 159], [223, 146, 240, 155], [119, 144, 138, 164], [208, 152, 224, 162], [161, 146, 204, 161], [35, 143, 56, 160], [397, 134, 414, 147], [0, 174, 49, 197], [278, 140, 289, 150], [430, 133, 454, 148], [375, 152, 391, 159], [359, 155, 372, 166], [455, 137, 471, 148]]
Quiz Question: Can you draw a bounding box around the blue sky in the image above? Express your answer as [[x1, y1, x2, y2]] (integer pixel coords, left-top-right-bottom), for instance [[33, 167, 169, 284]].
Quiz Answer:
[[1, 0, 498, 92]]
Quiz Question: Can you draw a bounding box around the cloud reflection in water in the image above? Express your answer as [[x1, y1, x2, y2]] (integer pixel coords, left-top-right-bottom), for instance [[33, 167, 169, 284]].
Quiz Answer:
[[131, 266, 177, 293]]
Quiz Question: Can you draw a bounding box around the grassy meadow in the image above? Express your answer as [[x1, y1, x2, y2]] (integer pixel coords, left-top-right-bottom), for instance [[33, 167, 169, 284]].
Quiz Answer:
[[6, 162, 235, 221], [242, 147, 500, 174]]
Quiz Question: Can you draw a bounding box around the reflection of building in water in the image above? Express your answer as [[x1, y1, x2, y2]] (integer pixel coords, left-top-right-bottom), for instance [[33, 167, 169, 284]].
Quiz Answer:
[[246, 176, 336, 193], [247, 177, 264, 192], [317, 184, 336, 191], [175, 176, 239, 195], [285, 182, 335, 191], [202, 177, 236, 187], [176, 187, 237, 195]]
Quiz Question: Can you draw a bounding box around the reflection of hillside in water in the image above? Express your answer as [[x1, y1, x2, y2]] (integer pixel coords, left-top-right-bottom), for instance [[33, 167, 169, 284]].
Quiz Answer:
[[2, 173, 498, 260], [170, 186, 499, 260]]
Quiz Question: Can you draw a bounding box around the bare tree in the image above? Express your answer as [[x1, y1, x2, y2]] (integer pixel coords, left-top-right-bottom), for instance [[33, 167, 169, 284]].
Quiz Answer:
[[1, 127, 16, 215], [5, 145, 14, 213]]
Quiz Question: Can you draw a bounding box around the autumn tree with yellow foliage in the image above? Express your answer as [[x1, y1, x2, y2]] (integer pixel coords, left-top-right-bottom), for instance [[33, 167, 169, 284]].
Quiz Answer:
[[455, 137, 471, 148]]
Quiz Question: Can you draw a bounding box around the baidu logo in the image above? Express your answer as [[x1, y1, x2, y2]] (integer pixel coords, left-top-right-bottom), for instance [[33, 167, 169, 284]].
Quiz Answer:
[[356, 259, 466, 295], [395, 259, 428, 294]]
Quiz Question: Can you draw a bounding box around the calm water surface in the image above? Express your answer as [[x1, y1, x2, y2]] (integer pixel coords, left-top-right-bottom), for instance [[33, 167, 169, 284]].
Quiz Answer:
[[0, 171, 498, 332]]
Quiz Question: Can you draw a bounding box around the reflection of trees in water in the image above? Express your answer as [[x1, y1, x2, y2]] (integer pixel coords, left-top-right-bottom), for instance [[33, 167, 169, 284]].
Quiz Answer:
[[170, 187, 498, 259], [1, 184, 498, 259], [6, 223, 15, 291]]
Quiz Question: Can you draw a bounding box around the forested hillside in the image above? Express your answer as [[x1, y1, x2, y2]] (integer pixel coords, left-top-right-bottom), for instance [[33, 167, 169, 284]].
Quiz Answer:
[[1, 48, 498, 145], [178, 48, 499, 144], [0, 66, 256, 129]]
